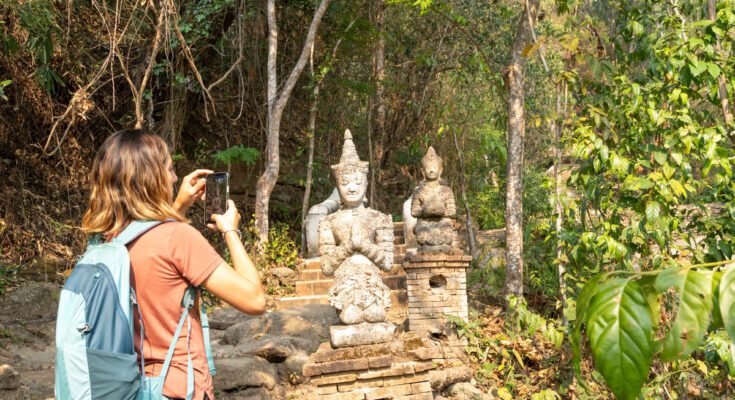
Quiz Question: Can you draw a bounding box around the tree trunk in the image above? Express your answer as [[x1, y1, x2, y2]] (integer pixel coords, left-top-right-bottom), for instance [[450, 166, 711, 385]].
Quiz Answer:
[[255, 0, 332, 249], [504, 0, 538, 299], [301, 50, 318, 256], [708, 0, 733, 125], [369, 0, 385, 208], [554, 82, 568, 326], [452, 127, 476, 255]]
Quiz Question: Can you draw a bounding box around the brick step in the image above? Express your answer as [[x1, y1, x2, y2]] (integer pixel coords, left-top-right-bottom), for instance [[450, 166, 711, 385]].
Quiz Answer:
[[296, 275, 407, 297], [300, 263, 405, 279], [275, 289, 407, 310], [304, 253, 406, 271]]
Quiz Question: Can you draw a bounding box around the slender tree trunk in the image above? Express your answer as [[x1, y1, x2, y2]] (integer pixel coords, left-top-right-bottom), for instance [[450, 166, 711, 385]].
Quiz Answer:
[[708, 0, 733, 125], [302, 48, 318, 256], [452, 127, 476, 255], [368, 0, 385, 207], [504, 0, 539, 299], [255, 0, 332, 249], [554, 82, 568, 326], [367, 96, 375, 206]]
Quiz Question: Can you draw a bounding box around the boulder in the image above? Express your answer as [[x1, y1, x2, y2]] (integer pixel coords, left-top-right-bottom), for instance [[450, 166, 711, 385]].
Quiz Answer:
[[282, 353, 310, 383], [223, 304, 338, 346], [271, 267, 297, 286], [235, 336, 318, 361], [446, 382, 493, 400], [208, 306, 252, 330], [219, 387, 271, 400], [214, 357, 278, 391], [0, 364, 20, 389], [223, 318, 269, 346], [430, 366, 473, 390]]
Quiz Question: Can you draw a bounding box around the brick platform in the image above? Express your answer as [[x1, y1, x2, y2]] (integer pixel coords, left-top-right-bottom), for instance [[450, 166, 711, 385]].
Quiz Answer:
[[404, 253, 471, 333], [303, 335, 438, 400]]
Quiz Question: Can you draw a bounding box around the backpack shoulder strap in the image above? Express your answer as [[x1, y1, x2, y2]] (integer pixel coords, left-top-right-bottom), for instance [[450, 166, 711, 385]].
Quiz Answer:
[[112, 219, 172, 246], [199, 294, 216, 376]]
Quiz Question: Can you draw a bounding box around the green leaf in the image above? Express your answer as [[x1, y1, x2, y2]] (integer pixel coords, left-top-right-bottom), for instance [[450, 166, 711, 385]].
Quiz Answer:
[[586, 278, 654, 400], [653, 151, 667, 165], [690, 60, 707, 77], [669, 180, 687, 197], [610, 153, 630, 176], [655, 268, 714, 361], [572, 273, 608, 385], [623, 175, 655, 191], [719, 264, 735, 343], [637, 275, 662, 331], [708, 63, 721, 79], [645, 201, 662, 222], [712, 271, 724, 330]]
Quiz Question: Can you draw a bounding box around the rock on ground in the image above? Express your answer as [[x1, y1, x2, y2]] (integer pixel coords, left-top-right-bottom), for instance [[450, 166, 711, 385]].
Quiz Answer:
[[0, 364, 21, 389], [445, 381, 495, 400], [214, 357, 278, 391], [430, 365, 473, 391], [271, 267, 297, 286], [219, 304, 338, 346]]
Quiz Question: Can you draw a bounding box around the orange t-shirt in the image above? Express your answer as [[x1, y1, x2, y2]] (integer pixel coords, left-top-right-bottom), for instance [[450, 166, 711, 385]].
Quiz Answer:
[[128, 222, 223, 400]]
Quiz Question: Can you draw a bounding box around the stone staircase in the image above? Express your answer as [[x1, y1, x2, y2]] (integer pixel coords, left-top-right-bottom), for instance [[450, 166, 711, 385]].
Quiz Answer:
[[275, 222, 409, 309]]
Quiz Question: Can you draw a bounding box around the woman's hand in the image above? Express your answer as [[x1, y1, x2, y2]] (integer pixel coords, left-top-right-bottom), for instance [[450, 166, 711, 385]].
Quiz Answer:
[[173, 169, 213, 214], [208, 200, 241, 233]]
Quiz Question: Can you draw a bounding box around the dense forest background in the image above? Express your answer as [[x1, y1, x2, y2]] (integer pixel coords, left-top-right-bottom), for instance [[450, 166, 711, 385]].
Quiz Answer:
[[4, 0, 735, 398]]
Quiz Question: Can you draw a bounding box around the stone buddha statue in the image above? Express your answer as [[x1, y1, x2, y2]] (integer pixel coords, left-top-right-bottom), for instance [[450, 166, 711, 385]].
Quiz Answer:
[[411, 146, 457, 253], [318, 129, 395, 325]]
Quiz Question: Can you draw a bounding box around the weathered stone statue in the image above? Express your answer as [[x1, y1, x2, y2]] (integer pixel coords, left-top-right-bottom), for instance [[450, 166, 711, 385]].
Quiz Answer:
[[411, 146, 457, 253], [318, 129, 395, 326], [304, 189, 341, 258]]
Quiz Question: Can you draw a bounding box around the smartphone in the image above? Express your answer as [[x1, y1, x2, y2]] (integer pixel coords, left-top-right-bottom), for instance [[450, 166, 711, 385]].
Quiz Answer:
[[204, 172, 230, 224]]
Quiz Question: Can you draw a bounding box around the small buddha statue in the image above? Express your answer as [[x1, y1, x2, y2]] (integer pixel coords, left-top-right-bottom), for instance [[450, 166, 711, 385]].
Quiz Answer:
[[411, 146, 457, 253], [318, 129, 395, 325]]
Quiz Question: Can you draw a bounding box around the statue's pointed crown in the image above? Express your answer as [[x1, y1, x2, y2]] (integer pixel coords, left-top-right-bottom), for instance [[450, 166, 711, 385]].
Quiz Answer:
[[331, 129, 369, 176], [421, 146, 443, 166]]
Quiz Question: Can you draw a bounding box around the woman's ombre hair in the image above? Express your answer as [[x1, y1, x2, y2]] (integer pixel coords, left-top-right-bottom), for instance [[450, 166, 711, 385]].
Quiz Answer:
[[82, 129, 185, 235]]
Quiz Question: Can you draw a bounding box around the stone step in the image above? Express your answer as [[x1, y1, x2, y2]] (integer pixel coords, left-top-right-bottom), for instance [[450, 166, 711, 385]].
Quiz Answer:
[[274, 289, 408, 310], [304, 256, 406, 271], [295, 280, 332, 296], [274, 295, 329, 308], [300, 262, 405, 279], [295, 275, 407, 297]]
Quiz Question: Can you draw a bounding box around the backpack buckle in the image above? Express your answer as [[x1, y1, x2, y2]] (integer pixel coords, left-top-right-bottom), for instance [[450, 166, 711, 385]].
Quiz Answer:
[[77, 323, 91, 334]]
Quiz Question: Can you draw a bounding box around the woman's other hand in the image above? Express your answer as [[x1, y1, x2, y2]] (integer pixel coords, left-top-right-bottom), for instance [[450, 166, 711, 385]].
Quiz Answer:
[[208, 200, 240, 233], [173, 169, 213, 213]]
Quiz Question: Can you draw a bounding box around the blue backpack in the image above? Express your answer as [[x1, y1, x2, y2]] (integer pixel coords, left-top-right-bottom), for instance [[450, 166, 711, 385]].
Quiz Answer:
[[55, 221, 216, 400]]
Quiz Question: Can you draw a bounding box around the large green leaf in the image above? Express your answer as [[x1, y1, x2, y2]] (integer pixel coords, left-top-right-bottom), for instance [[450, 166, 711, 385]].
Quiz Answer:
[[654, 268, 714, 361], [636, 275, 662, 331], [572, 273, 608, 383], [711, 271, 723, 330], [719, 264, 735, 342], [586, 278, 654, 400]]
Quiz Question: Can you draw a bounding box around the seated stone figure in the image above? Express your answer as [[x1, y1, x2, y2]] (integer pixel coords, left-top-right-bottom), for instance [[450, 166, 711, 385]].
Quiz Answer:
[[318, 129, 395, 325], [411, 146, 457, 253], [304, 188, 341, 258]]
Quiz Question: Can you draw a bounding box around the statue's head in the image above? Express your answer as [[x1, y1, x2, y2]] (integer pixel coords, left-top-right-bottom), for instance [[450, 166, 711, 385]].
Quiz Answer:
[[332, 129, 369, 207], [420, 146, 443, 181]]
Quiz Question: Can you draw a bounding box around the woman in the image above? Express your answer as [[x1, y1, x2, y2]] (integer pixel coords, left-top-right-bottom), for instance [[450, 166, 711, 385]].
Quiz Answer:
[[81, 129, 265, 399]]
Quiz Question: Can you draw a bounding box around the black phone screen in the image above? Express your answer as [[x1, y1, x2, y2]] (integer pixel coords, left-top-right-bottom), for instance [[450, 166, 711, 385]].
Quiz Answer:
[[204, 172, 229, 223]]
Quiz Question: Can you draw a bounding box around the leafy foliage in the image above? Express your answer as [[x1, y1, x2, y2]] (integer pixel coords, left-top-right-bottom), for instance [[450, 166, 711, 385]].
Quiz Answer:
[[574, 261, 735, 399], [211, 145, 260, 167], [585, 278, 653, 400], [17, 0, 63, 92]]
